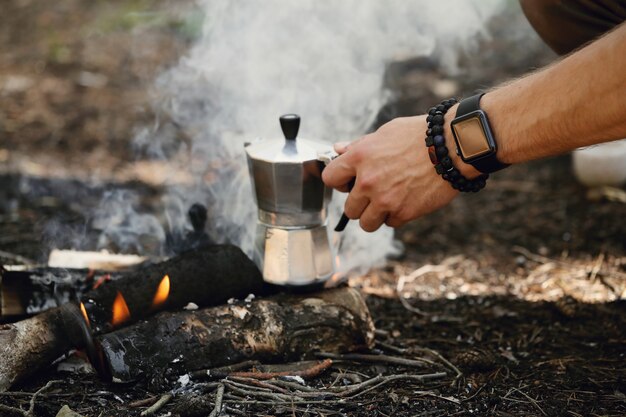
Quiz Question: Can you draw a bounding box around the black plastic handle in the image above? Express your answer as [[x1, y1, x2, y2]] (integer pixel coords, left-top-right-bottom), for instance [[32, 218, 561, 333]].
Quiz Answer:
[[280, 114, 300, 141], [334, 177, 356, 232]]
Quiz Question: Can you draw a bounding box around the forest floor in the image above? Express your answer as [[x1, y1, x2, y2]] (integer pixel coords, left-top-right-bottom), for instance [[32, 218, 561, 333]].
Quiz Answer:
[[1, 1, 625, 416]]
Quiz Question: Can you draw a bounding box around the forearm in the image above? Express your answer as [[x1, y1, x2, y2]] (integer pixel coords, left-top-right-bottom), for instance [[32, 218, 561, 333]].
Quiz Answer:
[[449, 22, 626, 175]]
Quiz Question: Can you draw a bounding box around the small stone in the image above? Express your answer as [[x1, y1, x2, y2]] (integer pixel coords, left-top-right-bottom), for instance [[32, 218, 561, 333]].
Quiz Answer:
[[56, 405, 85, 417], [178, 374, 190, 387], [183, 302, 199, 310], [281, 375, 305, 385]]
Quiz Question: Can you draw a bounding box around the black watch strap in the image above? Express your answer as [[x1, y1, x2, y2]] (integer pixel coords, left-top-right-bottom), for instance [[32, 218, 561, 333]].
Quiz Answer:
[[456, 93, 509, 174]]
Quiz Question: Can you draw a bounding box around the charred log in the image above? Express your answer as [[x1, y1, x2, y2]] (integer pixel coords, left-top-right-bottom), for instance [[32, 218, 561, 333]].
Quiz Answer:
[[95, 287, 374, 383], [82, 244, 266, 333], [0, 245, 266, 391], [0, 267, 121, 320]]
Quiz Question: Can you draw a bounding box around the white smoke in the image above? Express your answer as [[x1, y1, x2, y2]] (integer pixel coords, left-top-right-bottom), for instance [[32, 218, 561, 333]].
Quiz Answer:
[[92, 190, 166, 255], [97, 0, 507, 272]]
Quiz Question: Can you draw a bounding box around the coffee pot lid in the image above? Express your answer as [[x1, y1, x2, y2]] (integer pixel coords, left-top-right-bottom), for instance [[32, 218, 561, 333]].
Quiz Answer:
[[245, 114, 332, 163]]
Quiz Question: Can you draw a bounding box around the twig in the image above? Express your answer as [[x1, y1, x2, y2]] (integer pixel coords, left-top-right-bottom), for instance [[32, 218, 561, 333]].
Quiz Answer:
[[228, 378, 332, 400], [589, 253, 605, 282], [140, 393, 172, 416], [225, 379, 275, 393], [223, 405, 247, 416], [326, 373, 448, 397], [191, 360, 260, 380], [316, 352, 436, 368], [374, 329, 390, 339], [224, 381, 303, 402], [509, 387, 547, 416], [588, 253, 618, 294], [270, 379, 319, 393], [461, 383, 487, 403], [413, 346, 463, 382], [228, 377, 290, 394], [513, 246, 626, 280], [337, 373, 448, 399], [221, 359, 332, 380], [208, 384, 224, 417], [396, 265, 448, 316], [223, 393, 343, 406], [129, 395, 158, 408], [413, 390, 460, 404], [27, 380, 61, 417], [0, 381, 63, 417], [375, 340, 407, 355], [0, 403, 26, 416]]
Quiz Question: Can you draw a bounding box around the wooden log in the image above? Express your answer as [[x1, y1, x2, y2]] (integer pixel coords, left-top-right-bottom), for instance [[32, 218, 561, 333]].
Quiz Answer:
[[47, 249, 147, 270], [95, 287, 375, 383], [82, 244, 266, 334], [0, 303, 87, 392], [1, 245, 262, 327], [0, 245, 265, 391], [0, 267, 121, 320]]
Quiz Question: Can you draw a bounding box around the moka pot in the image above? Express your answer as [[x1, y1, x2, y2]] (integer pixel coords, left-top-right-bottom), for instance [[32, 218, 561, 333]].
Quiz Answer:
[[244, 114, 335, 286]]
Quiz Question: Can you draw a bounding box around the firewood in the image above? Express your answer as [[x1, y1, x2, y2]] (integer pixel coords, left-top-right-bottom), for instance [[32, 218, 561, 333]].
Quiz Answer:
[[1, 245, 264, 328], [0, 267, 115, 320], [47, 249, 147, 270], [82, 245, 267, 334], [94, 287, 375, 383], [0, 305, 86, 393], [0, 245, 265, 392]]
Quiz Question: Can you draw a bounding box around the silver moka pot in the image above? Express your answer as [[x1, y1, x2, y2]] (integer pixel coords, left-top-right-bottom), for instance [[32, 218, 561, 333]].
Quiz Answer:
[[245, 114, 335, 286]]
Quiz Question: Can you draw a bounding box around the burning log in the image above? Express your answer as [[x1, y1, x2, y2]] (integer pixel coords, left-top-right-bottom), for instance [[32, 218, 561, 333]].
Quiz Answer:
[[82, 244, 266, 333], [94, 287, 374, 383], [0, 245, 265, 391]]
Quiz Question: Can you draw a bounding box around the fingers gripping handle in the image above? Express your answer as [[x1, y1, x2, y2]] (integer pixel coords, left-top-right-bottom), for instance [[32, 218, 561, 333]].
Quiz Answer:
[[334, 178, 356, 232], [317, 151, 355, 232]]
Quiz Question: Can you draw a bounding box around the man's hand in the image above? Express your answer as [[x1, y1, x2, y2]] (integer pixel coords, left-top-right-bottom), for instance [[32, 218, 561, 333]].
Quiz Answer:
[[322, 115, 465, 232]]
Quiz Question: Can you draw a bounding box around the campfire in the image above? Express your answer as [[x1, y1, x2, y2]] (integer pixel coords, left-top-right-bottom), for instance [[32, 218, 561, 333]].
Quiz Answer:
[[0, 243, 381, 389]]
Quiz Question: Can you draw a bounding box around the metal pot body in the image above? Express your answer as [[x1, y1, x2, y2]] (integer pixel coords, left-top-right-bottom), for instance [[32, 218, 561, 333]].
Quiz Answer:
[[246, 154, 332, 227]]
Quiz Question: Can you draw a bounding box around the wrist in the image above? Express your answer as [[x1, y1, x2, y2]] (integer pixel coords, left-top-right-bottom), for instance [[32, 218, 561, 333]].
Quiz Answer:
[[480, 92, 513, 165], [443, 103, 482, 179]]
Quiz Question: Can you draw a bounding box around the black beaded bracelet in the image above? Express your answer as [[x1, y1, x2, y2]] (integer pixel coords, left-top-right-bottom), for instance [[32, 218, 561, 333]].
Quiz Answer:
[[425, 98, 488, 193]]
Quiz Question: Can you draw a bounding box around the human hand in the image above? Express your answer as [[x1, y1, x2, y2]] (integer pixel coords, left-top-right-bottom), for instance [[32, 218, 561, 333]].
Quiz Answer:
[[322, 112, 478, 232]]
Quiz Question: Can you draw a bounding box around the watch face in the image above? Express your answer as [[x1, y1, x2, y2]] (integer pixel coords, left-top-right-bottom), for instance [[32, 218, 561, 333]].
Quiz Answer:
[[451, 112, 494, 161]]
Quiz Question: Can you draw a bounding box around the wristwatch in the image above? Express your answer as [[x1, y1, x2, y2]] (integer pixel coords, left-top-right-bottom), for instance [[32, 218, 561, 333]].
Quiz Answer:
[[450, 93, 508, 174]]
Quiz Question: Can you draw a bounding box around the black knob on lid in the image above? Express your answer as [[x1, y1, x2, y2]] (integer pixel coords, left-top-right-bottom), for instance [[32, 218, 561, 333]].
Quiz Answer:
[[280, 114, 300, 141], [188, 203, 207, 232]]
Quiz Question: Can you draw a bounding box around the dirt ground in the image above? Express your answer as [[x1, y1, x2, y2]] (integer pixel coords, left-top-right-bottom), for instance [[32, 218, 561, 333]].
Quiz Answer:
[[1, 1, 625, 416]]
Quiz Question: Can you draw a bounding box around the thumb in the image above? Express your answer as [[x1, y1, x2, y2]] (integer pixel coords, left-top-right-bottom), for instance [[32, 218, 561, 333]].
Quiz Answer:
[[334, 141, 351, 155]]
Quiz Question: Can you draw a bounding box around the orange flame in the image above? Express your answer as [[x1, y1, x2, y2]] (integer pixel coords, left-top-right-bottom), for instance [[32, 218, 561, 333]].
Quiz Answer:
[[112, 291, 131, 326], [152, 274, 170, 309], [80, 302, 90, 328]]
